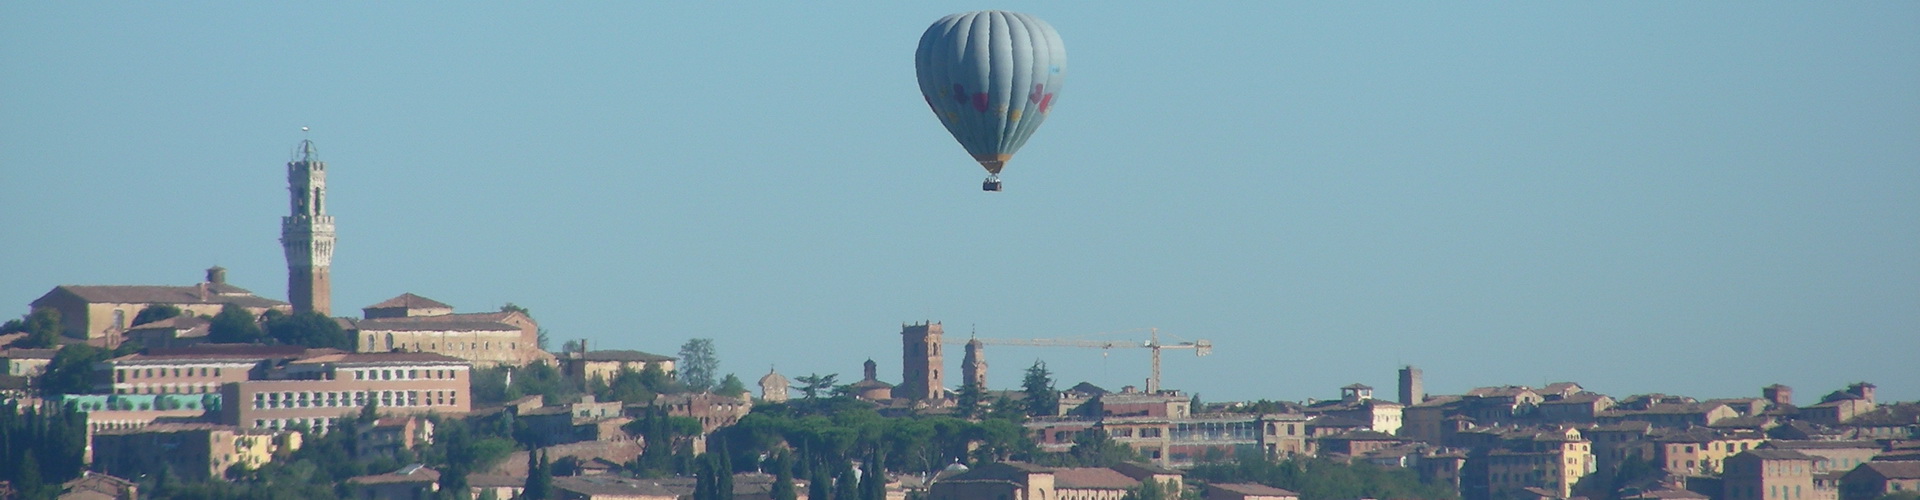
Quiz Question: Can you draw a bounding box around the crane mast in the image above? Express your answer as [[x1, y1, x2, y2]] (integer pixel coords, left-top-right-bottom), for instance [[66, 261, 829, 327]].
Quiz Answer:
[[947, 328, 1212, 393]]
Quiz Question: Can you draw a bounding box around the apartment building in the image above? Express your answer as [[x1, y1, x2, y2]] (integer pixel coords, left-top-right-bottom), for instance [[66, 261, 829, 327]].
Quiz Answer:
[[1724, 450, 1816, 500], [96, 344, 310, 395], [91, 423, 297, 481], [219, 351, 471, 434]]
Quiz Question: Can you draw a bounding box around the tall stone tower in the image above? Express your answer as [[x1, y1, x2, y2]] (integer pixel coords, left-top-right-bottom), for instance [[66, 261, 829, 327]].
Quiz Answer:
[[895, 321, 945, 402], [962, 338, 987, 391], [281, 139, 335, 315], [1398, 365, 1424, 405]]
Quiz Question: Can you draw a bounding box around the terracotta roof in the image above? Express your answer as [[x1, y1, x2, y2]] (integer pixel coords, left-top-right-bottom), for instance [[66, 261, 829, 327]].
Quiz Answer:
[[1306, 415, 1368, 428], [40, 285, 286, 308], [1858, 462, 1920, 479], [1541, 393, 1610, 405], [468, 474, 527, 488], [365, 293, 453, 310], [553, 476, 679, 497], [355, 318, 519, 332], [1212, 482, 1300, 496], [1737, 449, 1813, 461], [349, 464, 440, 484], [1627, 489, 1709, 499], [1763, 440, 1878, 450], [1, 348, 58, 359], [292, 351, 469, 365], [1323, 430, 1401, 441], [578, 350, 673, 362], [1051, 467, 1139, 489], [127, 315, 210, 331], [109, 344, 310, 363]]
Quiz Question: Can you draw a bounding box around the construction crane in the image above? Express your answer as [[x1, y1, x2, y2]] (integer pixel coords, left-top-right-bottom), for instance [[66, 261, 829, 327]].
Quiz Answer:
[[947, 328, 1212, 394]]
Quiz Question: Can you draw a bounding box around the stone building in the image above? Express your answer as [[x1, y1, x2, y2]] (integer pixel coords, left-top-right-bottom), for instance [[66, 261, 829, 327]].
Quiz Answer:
[[758, 368, 789, 403], [559, 344, 676, 384], [97, 344, 311, 395], [894, 321, 946, 403], [122, 315, 212, 349], [29, 267, 290, 347], [219, 351, 472, 434], [280, 139, 337, 315], [1, 348, 55, 378], [1209, 483, 1301, 500], [90, 423, 297, 481], [348, 293, 554, 367], [927, 461, 1183, 500], [357, 416, 435, 460], [1724, 449, 1815, 500], [1840, 462, 1920, 500], [847, 359, 896, 401], [1400, 366, 1424, 406]]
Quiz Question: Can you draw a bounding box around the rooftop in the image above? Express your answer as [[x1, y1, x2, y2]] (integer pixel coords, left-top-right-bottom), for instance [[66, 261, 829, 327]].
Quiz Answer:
[[576, 349, 674, 363], [365, 293, 453, 310]]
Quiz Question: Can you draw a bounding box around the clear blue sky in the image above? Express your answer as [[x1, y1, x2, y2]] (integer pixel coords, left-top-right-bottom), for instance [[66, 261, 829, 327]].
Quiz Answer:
[[4, 3, 1916, 403]]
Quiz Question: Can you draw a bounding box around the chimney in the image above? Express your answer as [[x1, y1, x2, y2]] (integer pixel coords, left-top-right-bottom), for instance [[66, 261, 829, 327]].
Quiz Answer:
[[197, 282, 209, 301], [580, 339, 589, 354], [206, 266, 227, 285]]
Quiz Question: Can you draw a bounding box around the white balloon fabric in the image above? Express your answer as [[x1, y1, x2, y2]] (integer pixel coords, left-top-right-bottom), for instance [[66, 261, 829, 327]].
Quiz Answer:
[[916, 11, 1066, 175]]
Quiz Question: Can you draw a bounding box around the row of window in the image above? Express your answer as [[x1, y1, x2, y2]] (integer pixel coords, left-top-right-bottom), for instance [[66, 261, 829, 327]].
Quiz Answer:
[[115, 383, 219, 395], [250, 389, 457, 410], [369, 334, 518, 352], [348, 368, 458, 381], [256, 416, 340, 434], [116, 366, 224, 382]]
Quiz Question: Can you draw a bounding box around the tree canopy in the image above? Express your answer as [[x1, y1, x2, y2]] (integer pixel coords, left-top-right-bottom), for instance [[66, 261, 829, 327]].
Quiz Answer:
[[679, 338, 719, 392], [207, 304, 264, 344]]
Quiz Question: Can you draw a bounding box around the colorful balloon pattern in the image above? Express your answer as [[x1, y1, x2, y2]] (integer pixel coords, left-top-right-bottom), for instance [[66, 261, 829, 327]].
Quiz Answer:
[[916, 11, 1066, 175]]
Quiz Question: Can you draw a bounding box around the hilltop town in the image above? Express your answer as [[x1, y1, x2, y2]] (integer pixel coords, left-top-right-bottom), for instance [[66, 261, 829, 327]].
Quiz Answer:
[[1, 143, 1915, 500]]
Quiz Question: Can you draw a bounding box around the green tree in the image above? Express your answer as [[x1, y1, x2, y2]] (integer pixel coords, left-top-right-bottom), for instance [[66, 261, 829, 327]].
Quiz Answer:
[[1123, 478, 1173, 500], [679, 338, 719, 392], [132, 304, 184, 326], [1064, 428, 1143, 467], [716, 373, 749, 398], [809, 459, 833, 500], [207, 304, 264, 344], [524, 451, 553, 499], [39, 344, 115, 396], [772, 451, 799, 500], [953, 382, 984, 419], [265, 311, 351, 349], [795, 374, 838, 400], [1022, 361, 1057, 417], [11, 308, 63, 348]]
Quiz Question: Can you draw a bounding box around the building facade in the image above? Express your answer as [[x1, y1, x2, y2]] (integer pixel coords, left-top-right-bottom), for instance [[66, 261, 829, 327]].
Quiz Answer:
[[219, 351, 472, 434], [350, 294, 554, 367], [29, 268, 290, 347], [894, 321, 945, 403]]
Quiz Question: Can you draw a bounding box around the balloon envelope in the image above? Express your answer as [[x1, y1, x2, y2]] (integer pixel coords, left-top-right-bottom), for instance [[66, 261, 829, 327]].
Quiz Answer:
[[916, 11, 1066, 175]]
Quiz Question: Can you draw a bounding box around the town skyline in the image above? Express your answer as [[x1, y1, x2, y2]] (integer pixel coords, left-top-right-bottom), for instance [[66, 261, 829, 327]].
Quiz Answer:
[[3, 3, 1916, 404]]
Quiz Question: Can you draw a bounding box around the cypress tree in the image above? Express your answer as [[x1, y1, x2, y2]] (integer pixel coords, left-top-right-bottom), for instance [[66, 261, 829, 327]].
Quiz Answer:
[[771, 451, 798, 500], [833, 461, 858, 500], [808, 459, 832, 500]]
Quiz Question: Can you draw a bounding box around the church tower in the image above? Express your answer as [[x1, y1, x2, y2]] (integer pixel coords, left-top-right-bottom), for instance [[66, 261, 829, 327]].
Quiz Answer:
[[962, 338, 987, 391], [281, 139, 335, 315], [895, 321, 945, 402]]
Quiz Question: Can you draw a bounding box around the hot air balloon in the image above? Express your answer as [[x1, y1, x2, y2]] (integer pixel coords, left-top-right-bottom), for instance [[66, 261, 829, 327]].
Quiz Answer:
[[915, 11, 1066, 192]]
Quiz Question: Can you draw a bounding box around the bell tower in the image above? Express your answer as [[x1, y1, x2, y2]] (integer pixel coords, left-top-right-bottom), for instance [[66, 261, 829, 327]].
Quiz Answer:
[[896, 321, 946, 402], [281, 138, 335, 315]]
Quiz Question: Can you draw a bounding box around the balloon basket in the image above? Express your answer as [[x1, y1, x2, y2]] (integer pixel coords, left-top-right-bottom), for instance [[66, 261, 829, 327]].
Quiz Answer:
[[982, 178, 1003, 192]]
